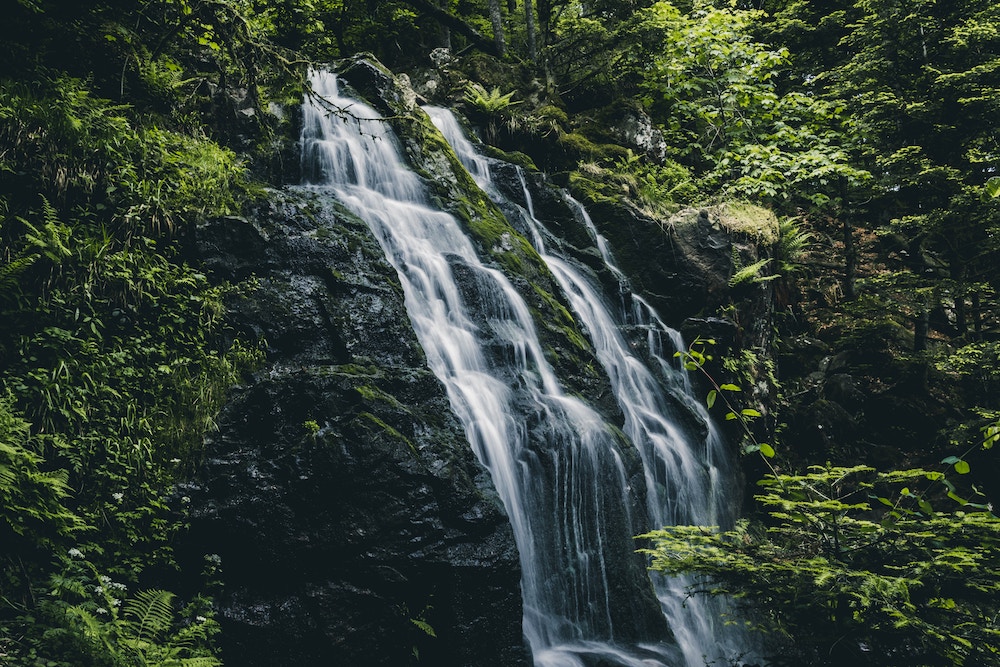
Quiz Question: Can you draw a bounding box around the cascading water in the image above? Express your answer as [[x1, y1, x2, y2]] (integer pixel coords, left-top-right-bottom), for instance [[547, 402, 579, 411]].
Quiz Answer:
[[300, 70, 745, 665], [426, 106, 752, 666]]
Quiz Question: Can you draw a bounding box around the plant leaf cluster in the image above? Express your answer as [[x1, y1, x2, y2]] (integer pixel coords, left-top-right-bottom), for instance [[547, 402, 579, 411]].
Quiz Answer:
[[643, 465, 1000, 666]]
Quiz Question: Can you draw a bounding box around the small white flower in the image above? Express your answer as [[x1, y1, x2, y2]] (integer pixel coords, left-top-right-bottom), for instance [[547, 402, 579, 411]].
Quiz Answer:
[[170, 458, 181, 464], [196, 615, 207, 623], [96, 607, 109, 615], [111, 598, 121, 607], [112, 492, 124, 502], [181, 496, 191, 504], [67, 548, 83, 559]]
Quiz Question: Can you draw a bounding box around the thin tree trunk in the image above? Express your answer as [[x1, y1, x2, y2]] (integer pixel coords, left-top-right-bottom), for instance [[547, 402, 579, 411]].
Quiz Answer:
[[524, 0, 537, 62], [955, 291, 968, 338], [840, 179, 857, 301], [488, 0, 507, 56], [537, 0, 556, 48], [437, 0, 451, 49], [914, 308, 929, 353], [972, 291, 983, 340], [843, 216, 856, 301]]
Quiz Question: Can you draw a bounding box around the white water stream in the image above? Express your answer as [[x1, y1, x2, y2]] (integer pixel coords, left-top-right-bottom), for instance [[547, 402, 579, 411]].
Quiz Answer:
[[427, 107, 752, 666], [301, 71, 747, 666]]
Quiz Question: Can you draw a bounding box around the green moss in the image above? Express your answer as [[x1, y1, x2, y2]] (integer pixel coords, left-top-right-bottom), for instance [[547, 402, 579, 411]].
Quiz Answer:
[[326, 363, 383, 378], [536, 104, 569, 126], [567, 171, 618, 205], [358, 411, 416, 453], [483, 145, 537, 171], [355, 384, 410, 413], [558, 132, 604, 159], [714, 201, 780, 244], [531, 284, 590, 353]]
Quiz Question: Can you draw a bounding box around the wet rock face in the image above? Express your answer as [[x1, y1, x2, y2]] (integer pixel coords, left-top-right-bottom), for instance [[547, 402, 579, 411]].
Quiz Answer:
[[190, 190, 527, 666]]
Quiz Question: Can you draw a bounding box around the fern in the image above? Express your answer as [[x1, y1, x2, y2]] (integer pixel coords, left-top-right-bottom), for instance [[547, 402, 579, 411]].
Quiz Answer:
[[21, 196, 72, 261], [0, 253, 38, 294], [177, 657, 223, 667], [729, 257, 777, 286], [776, 216, 814, 273], [123, 589, 176, 645], [66, 605, 120, 657], [464, 82, 520, 114]]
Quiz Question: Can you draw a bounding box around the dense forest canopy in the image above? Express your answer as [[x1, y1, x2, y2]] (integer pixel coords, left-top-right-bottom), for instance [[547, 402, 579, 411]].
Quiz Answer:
[[2, 0, 999, 665]]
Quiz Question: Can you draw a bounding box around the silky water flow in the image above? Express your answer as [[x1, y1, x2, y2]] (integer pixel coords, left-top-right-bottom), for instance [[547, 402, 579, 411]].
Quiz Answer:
[[300, 71, 749, 666], [426, 105, 755, 667]]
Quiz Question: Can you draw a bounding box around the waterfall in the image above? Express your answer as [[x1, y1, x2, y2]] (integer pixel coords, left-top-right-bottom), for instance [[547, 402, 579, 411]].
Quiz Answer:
[[426, 106, 751, 666], [300, 71, 743, 666]]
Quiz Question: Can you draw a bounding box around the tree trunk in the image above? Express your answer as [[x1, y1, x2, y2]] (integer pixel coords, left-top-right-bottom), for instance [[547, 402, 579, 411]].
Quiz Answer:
[[972, 291, 983, 341], [488, 0, 507, 56], [914, 308, 929, 353], [524, 0, 537, 62], [842, 216, 856, 301], [955, 291, 968, 338], [536, 0, 553, 47], [437, 0, 451, 49], [840, 179, 857, 301]]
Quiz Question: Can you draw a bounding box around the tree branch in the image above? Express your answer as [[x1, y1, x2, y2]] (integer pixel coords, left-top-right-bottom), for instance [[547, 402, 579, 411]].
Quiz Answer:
[[399, 0, 501, 57]]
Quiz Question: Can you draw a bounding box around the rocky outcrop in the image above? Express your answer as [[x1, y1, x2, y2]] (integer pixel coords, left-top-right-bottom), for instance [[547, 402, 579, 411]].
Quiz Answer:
[[187, 54, 782, 666], [189, 191, 528, 666]]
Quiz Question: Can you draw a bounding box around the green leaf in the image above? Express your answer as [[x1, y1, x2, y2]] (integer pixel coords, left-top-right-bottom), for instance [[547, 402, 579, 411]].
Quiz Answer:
[[954, 459, 971, 475], [706, 390, 717, 408], [982, 424, 999, 450], [941, 455, 961, 465], [725, 412, 738, 420], [987, 176, 1000, 199], [759, 443, 775, 458], [947, 490, 969, 505], [720, 383, 742, 392], [741, 408, 762, 417], [410, 618, 437, 638]]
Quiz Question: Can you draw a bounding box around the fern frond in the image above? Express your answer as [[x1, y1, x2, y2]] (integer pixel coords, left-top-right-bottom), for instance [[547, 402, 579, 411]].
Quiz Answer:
[[66, 605, 119, 656], [729, 258, 774, 286], [123, 589, 175, 644], [464, 82, 519, 114], [177, 657, 223, 667], [0, 253, 38, 293]]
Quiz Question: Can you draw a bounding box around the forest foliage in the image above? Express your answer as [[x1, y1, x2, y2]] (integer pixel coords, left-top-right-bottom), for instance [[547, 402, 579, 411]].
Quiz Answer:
[[2, 0, 999, 665]]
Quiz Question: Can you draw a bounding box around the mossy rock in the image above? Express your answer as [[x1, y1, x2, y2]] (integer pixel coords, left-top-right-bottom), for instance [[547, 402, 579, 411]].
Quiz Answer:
[[483, 145, 537, 171], [557, 132, 629, 162], [713, 201, 780, 245]]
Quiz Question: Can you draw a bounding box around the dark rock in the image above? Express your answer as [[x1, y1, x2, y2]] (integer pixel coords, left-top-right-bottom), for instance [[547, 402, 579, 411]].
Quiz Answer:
[[190, 189, 528, 666], [825, 373, 865, 411], [791, 398, 859, 458], [681, 317, 739, 348]]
